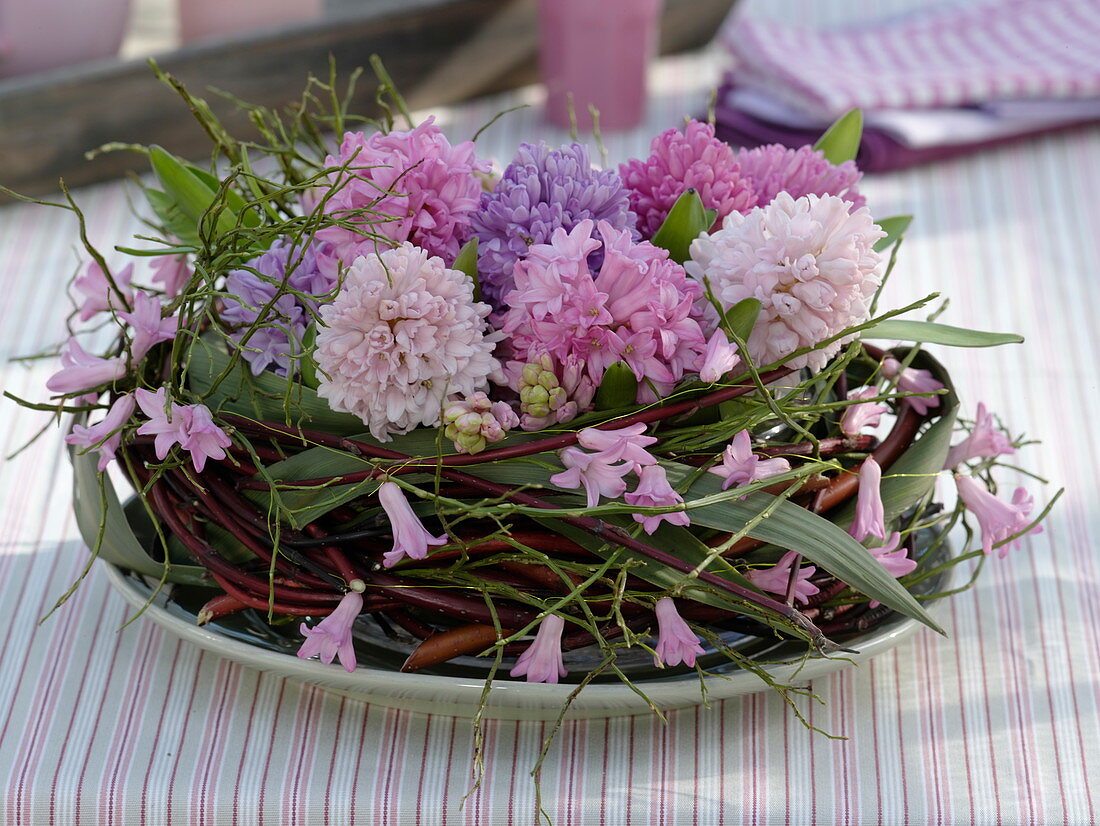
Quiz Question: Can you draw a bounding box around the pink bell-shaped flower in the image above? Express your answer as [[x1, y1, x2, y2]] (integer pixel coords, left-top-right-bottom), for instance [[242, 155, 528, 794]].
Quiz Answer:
[[848, 457, 886, 542], [945, 402, 1016, 468], [652, 598, 705, 668], [378, 481, 448, 567], [297, 591, 363, 672], [510, 615, 568, 684], [955, 475, 1041, 557]]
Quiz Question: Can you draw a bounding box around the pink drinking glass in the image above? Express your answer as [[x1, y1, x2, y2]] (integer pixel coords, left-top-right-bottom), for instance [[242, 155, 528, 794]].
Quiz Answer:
[[538, 0, 663, 131]]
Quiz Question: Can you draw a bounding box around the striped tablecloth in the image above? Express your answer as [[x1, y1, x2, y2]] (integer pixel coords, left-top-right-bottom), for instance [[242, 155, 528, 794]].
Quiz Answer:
[[1, 2, 1097, 823]]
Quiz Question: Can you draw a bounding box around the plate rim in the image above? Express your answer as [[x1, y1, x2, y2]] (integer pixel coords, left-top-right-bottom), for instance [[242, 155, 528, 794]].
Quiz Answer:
[[101, 560, 958, 720]]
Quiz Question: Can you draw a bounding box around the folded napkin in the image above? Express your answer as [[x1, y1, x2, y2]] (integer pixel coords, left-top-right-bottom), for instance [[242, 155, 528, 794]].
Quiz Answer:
[[718, 0, 1100, 171]]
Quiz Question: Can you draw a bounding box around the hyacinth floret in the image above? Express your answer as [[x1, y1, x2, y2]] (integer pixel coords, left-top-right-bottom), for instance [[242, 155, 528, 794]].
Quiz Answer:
[[686, 192, 885, 372], [737, 144, 865, 210], [314, 243, 499, 441], [468, 141, 637, 305], [442, 392, 519, 455], [318, 117, 488, 263], [222, 238, 346, 377], [501, 220, 710, 410], [619, 119, 757, 238]]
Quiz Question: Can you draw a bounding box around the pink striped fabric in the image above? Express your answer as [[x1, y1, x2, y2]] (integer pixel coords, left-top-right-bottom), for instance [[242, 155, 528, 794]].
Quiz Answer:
[[1, 2, 1098, 821], [725, 0, 1100, 118]]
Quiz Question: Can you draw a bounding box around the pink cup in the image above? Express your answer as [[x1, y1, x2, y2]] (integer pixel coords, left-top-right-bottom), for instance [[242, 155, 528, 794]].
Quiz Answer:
[[538, 0, 663, 132], [0, 0, 132, 79]]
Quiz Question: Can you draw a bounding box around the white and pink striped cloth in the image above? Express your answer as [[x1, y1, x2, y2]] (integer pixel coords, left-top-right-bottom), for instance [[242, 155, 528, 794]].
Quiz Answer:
[[725, 0, 1100, 118], [1, 1, 1098, 822]]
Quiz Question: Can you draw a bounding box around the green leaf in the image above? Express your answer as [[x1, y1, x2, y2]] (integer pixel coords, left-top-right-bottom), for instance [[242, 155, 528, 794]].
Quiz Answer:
[[144, 188, 200, 246], [452, 237, 481, 302], [184, 163, 261, 228], [873, 215, 912, 252], [814, 109, 863, 164], [651, 189, 712, 263], [594, 361, 638, 410], [865, 320, 1024, 347], [186, 331, 366, 435], [149, 146, 237, 237], [69, 428, 208, 585], [722, 297, 762, 342], [298, 324, 320, 389]]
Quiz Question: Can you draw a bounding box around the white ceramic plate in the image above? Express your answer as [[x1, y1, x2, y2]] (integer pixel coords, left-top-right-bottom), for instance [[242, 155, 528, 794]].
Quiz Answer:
[[103, 561, 955, 720]]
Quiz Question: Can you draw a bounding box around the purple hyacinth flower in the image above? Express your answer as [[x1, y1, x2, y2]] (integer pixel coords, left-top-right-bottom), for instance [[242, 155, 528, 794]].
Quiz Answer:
[[841, 387, 888, 437], [881, 357, 944, 416], [119, 290, 177, 362], [510, 614, 568, 684], [652, 598, 705, 668], [698, 328, 741, 383], [708, 429, 790, 494], [746, 551, 819, 604], [297, 591, 364, 672], [576, 423, 658, 472], [468, 142, 637, 306], [73, 261, 133, 322]]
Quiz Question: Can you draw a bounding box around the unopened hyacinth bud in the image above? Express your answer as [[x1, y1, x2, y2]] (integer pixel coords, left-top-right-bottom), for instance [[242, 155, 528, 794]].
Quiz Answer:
[[516, 355, 574, 430], [442, 392, 518, 455]]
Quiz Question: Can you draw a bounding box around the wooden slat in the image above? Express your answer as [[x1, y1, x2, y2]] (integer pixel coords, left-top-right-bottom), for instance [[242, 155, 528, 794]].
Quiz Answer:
[[0, 0, 736, 197]]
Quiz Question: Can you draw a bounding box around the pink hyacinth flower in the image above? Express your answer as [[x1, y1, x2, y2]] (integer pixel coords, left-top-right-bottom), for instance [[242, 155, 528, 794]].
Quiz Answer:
[[550, 446, 634, 508], [510, 614, 567, 684], [119, 290, 178, 362], [653, 598, 705, 668], [297, 590, 363, 672], [626, 464, 691, 534], [151, 251, 191, 298], [945, 402, 1016, 469], [134, 387, 188, 460], [881, 357, 944, 416], [708, 429, 791, 493], [577, 423, 658, 471], [46, 339, 128, 395], [698, 328, 741, 383], [378, 481, 448, 568], [134, 388, 231, 472], [73, 261, 134, 322], [746, 551, 819, 604], [867, 532, 916, 578], [955, 475, 1042, 557], [176, 404, 232, 472], [849, 457, 886, 542], [65, 393, 136, 471], [841, 386, 888, 437]]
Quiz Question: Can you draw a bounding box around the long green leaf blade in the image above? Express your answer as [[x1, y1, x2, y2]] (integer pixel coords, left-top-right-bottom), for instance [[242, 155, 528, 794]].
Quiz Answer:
[[865, 320, 1024, 347]]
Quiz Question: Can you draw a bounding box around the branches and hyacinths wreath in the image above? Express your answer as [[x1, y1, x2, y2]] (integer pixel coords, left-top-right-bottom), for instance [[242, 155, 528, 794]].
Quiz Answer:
[[6, 62, 1059, 803]]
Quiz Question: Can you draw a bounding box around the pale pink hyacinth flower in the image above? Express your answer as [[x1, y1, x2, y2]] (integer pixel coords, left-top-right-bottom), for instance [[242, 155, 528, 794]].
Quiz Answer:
[[880, 357, 943, 416], [848, 457, 886, 542], [652, 598, 705, 668], [150, 251, 191, 298], [746, 551, 819, 604], [686, 193, 885, 372], [510, 614, 567, 684], [134, 388, 232, 472], [865, 532, 917, 607], [867, 532, 917, 578], [73, 261, 133, 322], [46, 339, 128, 395], [577, 423, 658, 472], [297, 590, 363, 673], [708, 429, 790, 493], [65, 393, 136, 471], [698, 328, 741, 383], [550, 446, 634, 508], [945, 402, 1016, 469], [841, 387, 888, 436], [626, 465, 691, 534], [119, 290, 178, 362], [378, 481, 448, 568], [955, 475, 1042, 557]]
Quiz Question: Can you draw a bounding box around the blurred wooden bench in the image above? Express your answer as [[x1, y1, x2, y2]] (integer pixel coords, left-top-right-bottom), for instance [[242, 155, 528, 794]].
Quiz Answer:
[[0, 0, 736, 197]]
